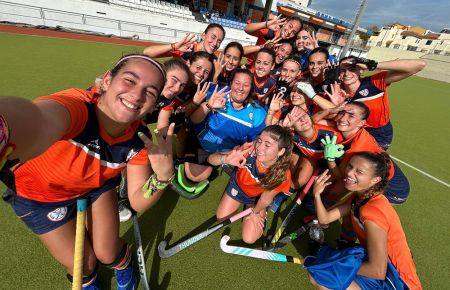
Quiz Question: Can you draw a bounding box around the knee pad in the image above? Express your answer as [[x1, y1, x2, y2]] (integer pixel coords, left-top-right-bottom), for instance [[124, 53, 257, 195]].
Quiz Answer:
[[102, 243, 132, 270], [171, 164, 209, 199]]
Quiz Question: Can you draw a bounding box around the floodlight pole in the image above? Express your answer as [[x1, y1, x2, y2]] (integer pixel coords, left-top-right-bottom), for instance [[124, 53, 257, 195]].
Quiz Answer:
[[262, 0, 274, 21], [339, 0, 368, 58]]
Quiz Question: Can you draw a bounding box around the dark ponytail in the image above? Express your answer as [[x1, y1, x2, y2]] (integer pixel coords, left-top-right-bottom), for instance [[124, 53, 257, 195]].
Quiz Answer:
[[353, 151, 391, 199]]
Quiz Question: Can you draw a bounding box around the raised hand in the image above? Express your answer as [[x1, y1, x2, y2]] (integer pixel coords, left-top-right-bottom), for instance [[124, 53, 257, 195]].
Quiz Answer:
[[174, 33, 197, 52], [267, 16, 286, 32], [193, 82, 211, 105], [325, 82, 346, 106], [305, 31, 318, 50], [312, 169, 332, 197], [320, 135, 344, 162], [213, 53, 226, 79], [207, 85, 230, 110], [296, 82, 316, 100], [138, 123, 175, 182], [264, 36, 281, 49], [269, 91, 284, 112], [224, 147, 247, 168]]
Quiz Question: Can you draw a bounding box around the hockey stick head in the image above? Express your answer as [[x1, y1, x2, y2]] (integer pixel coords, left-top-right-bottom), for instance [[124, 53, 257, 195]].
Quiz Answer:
[[158, 240, 169, 258], [219, 235, 232, 253]]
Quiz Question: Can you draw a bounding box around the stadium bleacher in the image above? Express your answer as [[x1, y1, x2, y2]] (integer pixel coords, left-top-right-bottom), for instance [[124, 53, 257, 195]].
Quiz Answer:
[[109, 0, 196, 20], [200, 7, 247, 30]]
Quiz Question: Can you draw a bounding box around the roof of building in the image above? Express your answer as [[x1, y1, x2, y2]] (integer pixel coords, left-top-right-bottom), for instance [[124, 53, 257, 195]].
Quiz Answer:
[[400, 30, 440, 40]]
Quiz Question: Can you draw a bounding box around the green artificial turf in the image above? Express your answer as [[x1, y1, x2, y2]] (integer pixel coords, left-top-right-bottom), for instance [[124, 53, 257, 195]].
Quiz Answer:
[[0, 32, 449, 289]]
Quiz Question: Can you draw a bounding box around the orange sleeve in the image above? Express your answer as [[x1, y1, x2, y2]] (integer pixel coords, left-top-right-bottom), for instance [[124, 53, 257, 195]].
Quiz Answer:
[[171, 50, 183, 58], [161, 101, 176, 112], [35, 88, 90, 139], [128, 148, 150, 165], [258, 28, 269, 39], [360, 203, 389, 233], [370, 71, 389, 91]]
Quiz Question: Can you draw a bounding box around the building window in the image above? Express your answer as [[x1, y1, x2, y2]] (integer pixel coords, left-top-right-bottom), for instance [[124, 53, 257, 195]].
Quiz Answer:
[[406, 45, 417, 51], [377, 42, 382, 46], [415, 39, 420, 44], [331, 33, 340, 44], [402, 36, 406, 39], [426, 40, 432, 45], [434, 50, 442, 54], [393, 44, 400, 49]]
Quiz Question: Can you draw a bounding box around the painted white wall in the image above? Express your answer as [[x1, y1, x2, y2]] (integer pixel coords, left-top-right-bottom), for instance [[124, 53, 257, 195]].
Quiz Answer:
[[0, 0, 257, 47]]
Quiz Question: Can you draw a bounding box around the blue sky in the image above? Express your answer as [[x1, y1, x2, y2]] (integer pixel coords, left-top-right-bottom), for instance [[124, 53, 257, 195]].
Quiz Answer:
[[309, 0, 449, 32]]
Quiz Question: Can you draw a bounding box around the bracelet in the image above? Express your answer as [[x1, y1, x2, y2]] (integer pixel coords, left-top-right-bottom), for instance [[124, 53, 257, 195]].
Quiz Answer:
[[259, 44, 264, 50], [205, 102, 216, 113], [142, 172, 175, 199], [192, 100, 201, 107], [220, 155, 226, 166], [171, 43, 176, 52]]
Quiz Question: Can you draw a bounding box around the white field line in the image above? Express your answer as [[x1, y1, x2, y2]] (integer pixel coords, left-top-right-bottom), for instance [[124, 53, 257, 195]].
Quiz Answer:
[[391, 155, 450, 188]]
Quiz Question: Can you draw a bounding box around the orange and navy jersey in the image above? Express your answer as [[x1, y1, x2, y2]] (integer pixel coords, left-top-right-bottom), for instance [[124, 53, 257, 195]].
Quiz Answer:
[[345, 71, 391, 128], [14, 89, 150, 203], [350, 194, 422, 290], [253, 75, 277, 104], [292, 124, 343, 160], [234, 153, 291, 197], [246, 28, 277, 67], [340, 129, 394, 179]]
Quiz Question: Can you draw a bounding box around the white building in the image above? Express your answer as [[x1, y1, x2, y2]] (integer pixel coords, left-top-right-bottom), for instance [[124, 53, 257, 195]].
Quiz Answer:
[[368, 24, 449, 56]]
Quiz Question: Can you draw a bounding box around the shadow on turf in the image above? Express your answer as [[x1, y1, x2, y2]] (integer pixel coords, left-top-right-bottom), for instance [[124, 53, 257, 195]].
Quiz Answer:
[[119, 186, 181, 289]]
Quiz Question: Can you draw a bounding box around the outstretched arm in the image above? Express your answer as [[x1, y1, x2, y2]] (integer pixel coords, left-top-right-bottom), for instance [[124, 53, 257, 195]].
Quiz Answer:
[[378, 59, 426, 85], [143, 34, 197, 58], [244, 16, 286, 36], [0, 97, 70, 162]]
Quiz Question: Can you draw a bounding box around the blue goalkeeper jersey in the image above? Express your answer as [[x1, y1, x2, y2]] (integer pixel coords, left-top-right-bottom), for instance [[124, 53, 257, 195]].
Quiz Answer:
[[191, 93, 266, 152]]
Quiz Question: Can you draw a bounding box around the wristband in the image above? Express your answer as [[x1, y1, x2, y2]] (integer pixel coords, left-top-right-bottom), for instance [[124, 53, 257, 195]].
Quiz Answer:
[[220, 155, 226, 166], [142, 173, 174, 199], [171, 43, 176, 52], [259, 44, 265, 50], [192, 100, 200, 107], [205, 102, 216, 112]]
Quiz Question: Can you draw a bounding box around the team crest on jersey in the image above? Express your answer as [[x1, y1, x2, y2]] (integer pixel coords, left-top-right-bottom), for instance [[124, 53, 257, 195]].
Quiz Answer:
[[263, 88, 268, 94], [126, 148, 138, 162], [231, 188, 238, 196], [249, 112, 253, 121], [359, 89, 369, 96], [47, 207, 67, 222], [87, 139, 100, 150]]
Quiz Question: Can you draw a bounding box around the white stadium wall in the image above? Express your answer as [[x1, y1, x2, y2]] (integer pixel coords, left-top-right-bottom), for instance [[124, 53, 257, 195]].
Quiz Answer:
[[368, 46, 450, 83], [0, 0, 257, 47]]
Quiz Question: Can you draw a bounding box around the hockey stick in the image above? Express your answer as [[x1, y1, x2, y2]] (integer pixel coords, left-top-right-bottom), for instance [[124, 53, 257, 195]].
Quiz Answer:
[[266, 170, 319, 248], [72, 199, 88, 290], [158, 208, 252, 258], [270, 216, 316, 251], [220, 235, 304, 264], [270, 192, 354, 251], [131, 211, 151, 290]]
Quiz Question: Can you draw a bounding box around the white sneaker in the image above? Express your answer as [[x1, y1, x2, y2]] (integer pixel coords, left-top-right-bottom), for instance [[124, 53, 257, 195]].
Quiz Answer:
[[119, 202, 132, 223]]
